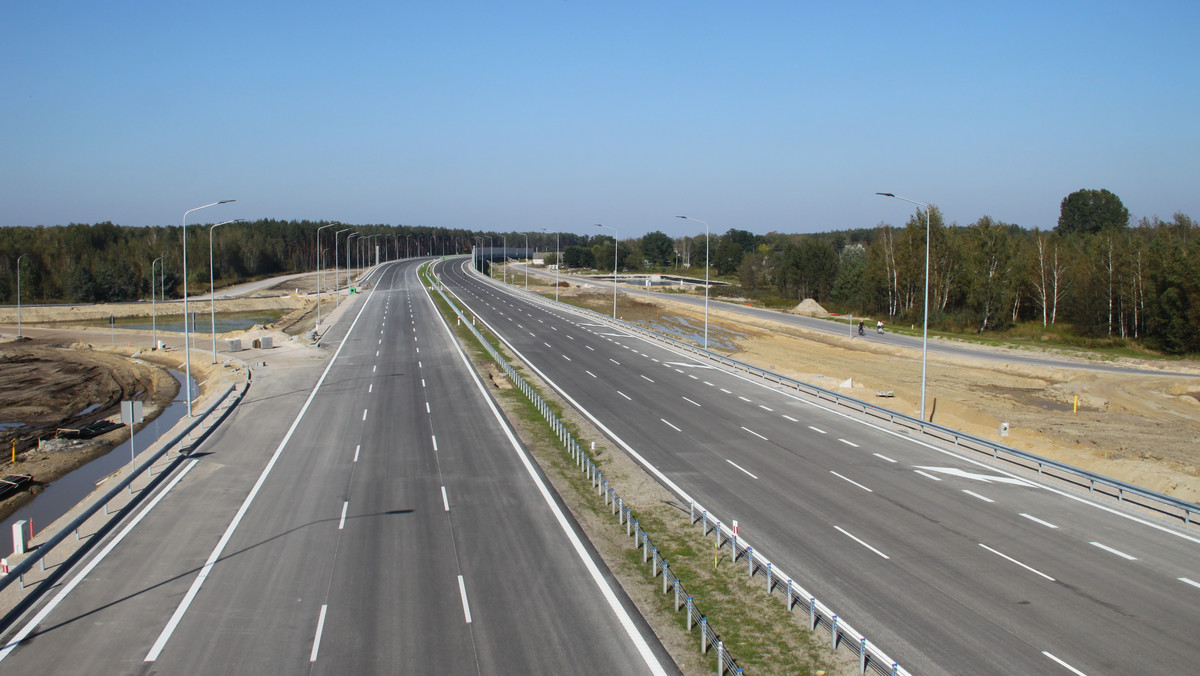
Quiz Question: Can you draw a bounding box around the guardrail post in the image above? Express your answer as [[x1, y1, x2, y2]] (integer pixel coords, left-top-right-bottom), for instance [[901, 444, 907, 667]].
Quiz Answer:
[[618, 497, 624, 524], [631, 519, 637, 541], [786, 580, 794, 610], [714, 521, 722, 547], [809, 597, 816, 630], [860, 637, 867, 674], [717, 640, 725, 675], [701, 510, 707, 535], [674, 578, 682, 610], [700, 617, 708, 653], [687, 596, 694, 630], [746, 547, 754, 576], [766, 562, 773, 593], [663, 562, 670, 592], [831, 615, 839, 650], [690, 500, 695, 524]]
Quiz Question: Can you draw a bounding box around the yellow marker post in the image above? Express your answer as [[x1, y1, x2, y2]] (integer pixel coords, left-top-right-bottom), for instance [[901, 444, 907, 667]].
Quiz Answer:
[[11, 439, 15, 463], [1074, 395, 1078, 413]]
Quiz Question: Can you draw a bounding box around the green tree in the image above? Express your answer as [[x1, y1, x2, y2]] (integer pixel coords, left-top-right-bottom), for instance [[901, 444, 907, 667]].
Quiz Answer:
[[640, 231, 674, 267], [1057, 189, 1129, 236]]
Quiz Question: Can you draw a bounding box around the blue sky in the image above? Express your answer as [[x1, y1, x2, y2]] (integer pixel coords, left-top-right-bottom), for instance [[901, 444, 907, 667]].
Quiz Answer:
[[3, 1, 1197, 238]]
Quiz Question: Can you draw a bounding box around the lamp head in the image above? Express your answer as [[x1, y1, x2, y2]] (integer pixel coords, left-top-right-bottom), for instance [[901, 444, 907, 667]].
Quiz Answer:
[[876, 192, 895, 198]]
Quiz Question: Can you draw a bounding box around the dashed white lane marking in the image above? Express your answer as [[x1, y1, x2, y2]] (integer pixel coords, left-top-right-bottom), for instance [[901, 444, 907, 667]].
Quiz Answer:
[[719, 388, 731, 394], [661, 419, 681, 432], [563, 355, 572, 361], [432, 435, 438, 451], [353, 445, 361, 462], [726, 459, 759, 479], [782, 414, 798, 422], [310, 605, 328, 662], [980, 543, 1055, 581], [873, 453, 896, 463], [838, 438, 859, 448], [425, 402, 431, 413], [962, 489, 995, 503], [914, 470, 942, 481], [586, 370, 597, 378], [338, 502, 348, 529], [1041, 651, 1088, 675], [368, 384, 373, 393], [831, 471, 872, 492], [618, 391, 632, 401], [458, 575, 472, 623], [741, 426, 767, 441], [737, 396, 751, 403], [835, 526, 889, 559], [362, 409, 368, 421], [1090, 541, 1137, 560], [442, 486, 450, 511], [1020, 513, 1059, 529], [808, 425, 826, 434], [682, 396, 701, 407], [1179, 577, 1200, 589], [640, 374, 655, 382], [609, 358, 620, 365]]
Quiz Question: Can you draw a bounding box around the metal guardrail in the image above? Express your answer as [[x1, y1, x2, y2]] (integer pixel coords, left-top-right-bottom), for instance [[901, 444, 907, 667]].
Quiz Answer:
[[487, 268, 1200, 528], [0, 374, 248, 598], [434, 268, 916, 675]]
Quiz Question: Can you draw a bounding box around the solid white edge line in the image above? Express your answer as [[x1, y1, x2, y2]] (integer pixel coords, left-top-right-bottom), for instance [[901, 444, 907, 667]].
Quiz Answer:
[[1089, 541, 1137, 560], [309, 604, 328, 662], [0, 459, 202, 662], [979, 543, 1055, 581], [442, 486, 450, 512], [457, 575, 472, 623], [834, 526, 889, 559], [1042, 650, 1088, 675], [143, 278, 380, 662], [426, 269, 669, 676]]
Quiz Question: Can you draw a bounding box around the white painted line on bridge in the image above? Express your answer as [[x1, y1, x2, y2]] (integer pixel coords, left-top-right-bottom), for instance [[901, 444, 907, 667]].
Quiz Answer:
[[661, 419, 682, 432], [980, 543, 1055, 581], [1090, 541, 1137, 560], [339, 502, 348, 529], [310, 605, 328, 662], [835, 526, 889, 559], [1020, 513, 1059, 528], [831, 471, 872, 492], [458, 575, 473, 623], [962, 489, 994, 503], [726, 458, 759, 479], [1042, 651, 1088, 675]]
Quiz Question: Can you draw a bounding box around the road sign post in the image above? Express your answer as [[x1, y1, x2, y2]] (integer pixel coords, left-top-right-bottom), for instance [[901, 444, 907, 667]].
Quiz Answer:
[[121, 400, 145, 468]]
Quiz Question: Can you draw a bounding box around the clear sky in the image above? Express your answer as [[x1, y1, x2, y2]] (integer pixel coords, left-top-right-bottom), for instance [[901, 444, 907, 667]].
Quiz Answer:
[[3, 1, 1197, 238]]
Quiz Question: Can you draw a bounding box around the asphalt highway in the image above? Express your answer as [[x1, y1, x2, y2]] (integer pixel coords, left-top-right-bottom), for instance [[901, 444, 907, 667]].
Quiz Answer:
[[442, 258, 1200, 676], [0, 259, 676, 675]]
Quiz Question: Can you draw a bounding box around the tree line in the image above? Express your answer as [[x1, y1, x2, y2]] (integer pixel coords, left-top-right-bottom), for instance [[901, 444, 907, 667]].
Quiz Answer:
[[3, 190, 1197, 354]]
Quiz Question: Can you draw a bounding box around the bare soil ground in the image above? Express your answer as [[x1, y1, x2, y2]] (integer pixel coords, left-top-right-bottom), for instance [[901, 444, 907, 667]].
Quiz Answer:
[[535, 274, 1200, 504]]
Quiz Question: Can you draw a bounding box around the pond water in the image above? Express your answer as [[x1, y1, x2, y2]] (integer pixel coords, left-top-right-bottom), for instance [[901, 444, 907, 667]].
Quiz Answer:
[[1, 370, 193, 550], [71, 310, 285, 335]]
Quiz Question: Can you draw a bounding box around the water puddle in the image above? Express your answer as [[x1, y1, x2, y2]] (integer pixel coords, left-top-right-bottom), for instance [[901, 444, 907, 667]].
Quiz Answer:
[[1, 370, 193, 546]]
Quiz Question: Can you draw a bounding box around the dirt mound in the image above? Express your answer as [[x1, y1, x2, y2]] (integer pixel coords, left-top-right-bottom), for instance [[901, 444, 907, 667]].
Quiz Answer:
[[790, 298, 829, 317]]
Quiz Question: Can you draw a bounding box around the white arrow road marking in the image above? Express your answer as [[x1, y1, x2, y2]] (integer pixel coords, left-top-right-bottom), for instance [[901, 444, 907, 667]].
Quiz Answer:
[[914, 466, 1034, 486]]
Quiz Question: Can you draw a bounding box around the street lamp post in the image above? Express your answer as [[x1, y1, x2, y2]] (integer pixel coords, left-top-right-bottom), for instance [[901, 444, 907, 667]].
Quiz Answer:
[[333, 229, 350, 306], [346, 233, 360, 293], [182, 200, 235, 417], [523, 233, 529, 290], [15, 253, 28, 338], [876, 192, 932, 421], [316, 223, 338, 331], [151, 254, 165, 349], [594, 224, 618, 319], [209, 219, 243, 363], [676, 216, 711, 350]]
